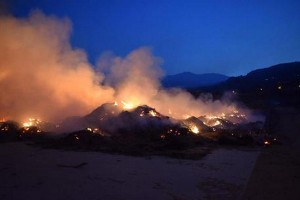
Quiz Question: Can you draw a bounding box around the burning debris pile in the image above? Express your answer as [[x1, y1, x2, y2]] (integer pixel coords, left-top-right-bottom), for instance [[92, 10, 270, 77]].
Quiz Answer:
[[1, 101, 275, 158]]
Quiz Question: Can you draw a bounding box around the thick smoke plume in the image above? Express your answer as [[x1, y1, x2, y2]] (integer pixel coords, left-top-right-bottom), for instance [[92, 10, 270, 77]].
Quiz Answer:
[[0, 11, 249, 124], [98, 49, 242, 120], [0, 11, 114, 122]]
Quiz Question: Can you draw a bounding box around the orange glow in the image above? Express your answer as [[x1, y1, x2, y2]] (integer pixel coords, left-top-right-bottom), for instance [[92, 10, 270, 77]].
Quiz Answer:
[[22, 118, 41, 128], [160, 135, 166, 139], [190, 125, 199, 134], [121, 101, 134, 110], [149, 110, 157, 117], [0, 117, 7, 122]]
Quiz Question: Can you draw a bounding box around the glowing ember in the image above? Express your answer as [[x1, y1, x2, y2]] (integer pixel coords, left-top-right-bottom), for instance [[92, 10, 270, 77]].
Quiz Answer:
[[205, 115, 218, 120], [212, 120, 221, 126], [149, 110, 157, 117], [1, 126, 9, 131], [166, 128, 181, 136], [121, 101, 134, 110], [183, 114, 191, 119], [22, 118, 41, 128], [160, 134, 166, 139], [92, 128, 99, 133], [190, 125, 199, 134], [0, 117, 7, 123]]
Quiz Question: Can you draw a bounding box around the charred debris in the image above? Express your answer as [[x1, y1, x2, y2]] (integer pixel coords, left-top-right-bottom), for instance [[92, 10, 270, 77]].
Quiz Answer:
[[0, 103, 278, 159]]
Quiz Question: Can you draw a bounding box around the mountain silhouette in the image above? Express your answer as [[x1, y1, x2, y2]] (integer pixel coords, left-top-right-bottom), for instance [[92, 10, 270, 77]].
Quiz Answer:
[[193, 62, 300, 109], [162, 72, 228, 88]]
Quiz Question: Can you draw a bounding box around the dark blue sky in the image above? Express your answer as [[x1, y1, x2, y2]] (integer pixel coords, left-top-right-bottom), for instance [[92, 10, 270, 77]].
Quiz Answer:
[[4, 0, 300, 76]]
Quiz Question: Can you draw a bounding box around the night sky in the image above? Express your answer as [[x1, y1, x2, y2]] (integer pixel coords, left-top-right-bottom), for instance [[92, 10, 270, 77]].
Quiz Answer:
[[3, 0, 300, 76]]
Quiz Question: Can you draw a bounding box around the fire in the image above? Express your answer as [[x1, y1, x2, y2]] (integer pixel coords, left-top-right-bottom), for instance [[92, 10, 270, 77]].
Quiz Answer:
[[190, 125, 199, 134], [121, 101, 134, 110], [22, 118, 41, 128], [1, 126, 9, 131], [183, 114, 191, 119], [139, 111, 145, 117], [205, 115, 216, 120], [264, 140, 270, 145], [149, 110, 157, 117], [212, 120, 221, 126], [0, 117, 7, 123]]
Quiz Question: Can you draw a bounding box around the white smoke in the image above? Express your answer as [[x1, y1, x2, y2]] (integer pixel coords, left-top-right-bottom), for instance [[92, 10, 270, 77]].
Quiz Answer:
[[0, 11, 114, 122], [0, 11, 251, 124]]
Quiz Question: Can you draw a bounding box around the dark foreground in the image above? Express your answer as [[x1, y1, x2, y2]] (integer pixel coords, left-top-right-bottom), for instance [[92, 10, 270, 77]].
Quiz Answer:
[[243, 145, 300, 200], [242, 107, 300, 200], [0, 142, 259, 200], [1, 107, 299, 200]]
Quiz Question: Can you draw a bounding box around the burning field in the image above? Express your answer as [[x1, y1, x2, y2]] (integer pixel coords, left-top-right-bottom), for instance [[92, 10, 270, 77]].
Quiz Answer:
[[0, 11, 275, 158], [0, 100, 271, 158]]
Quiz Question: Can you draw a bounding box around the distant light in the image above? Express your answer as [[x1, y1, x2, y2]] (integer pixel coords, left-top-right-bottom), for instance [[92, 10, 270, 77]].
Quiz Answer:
[[278, 86, 282, 90], [260, 88, 263, 91]]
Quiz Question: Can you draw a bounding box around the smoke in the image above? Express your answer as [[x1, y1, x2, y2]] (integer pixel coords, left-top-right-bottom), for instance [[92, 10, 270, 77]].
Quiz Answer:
[[97, 48, 163, 108], [97, 48, 243, 120], [0, 11, 250, 124], [0, 11, 114, 122]]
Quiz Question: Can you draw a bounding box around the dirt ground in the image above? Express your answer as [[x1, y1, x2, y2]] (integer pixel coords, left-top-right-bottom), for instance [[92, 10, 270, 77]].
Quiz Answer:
[[242, 107, 300, 200], [0, 143, 259, 200], [242, 145, 300, 200]]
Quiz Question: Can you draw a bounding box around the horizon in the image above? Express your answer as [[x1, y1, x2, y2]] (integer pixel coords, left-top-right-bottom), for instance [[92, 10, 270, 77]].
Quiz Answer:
[[165, 61, 300, 77]]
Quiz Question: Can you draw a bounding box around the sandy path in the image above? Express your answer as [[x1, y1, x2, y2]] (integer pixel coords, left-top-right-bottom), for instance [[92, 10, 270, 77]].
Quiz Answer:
[[0, 143, 259, 200]]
